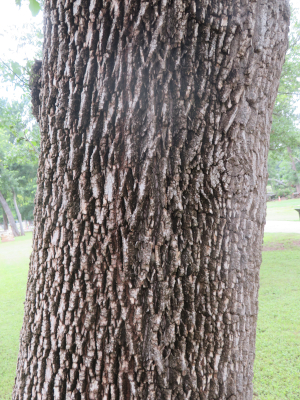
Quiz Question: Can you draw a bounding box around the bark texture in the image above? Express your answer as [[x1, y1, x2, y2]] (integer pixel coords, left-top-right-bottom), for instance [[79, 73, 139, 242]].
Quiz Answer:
[[30, 60, 43, 122], [13, 190, 25, 236], [0, 191, 20, 237], [2, 206, 8, 230], [14, 1, 289, 399]]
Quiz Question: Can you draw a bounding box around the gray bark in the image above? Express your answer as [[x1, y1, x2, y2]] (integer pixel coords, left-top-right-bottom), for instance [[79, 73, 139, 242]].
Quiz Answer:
[[0, 190, 20, 237], [14, 1, 289, 399], [12, 190, 25, 236], [2, 206, 8, 230]]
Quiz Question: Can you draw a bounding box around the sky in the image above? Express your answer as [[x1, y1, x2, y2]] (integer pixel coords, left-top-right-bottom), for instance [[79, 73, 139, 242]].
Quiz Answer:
[[0, 0, 43, 60], [0, 0, 43, 100], [0, 0, 299, 101]]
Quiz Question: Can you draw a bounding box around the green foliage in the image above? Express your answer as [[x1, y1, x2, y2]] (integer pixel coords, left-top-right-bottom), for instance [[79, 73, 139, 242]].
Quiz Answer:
[[0, 99, 39, 221], [29, 0, 41, 16], [0, 99, 40, 159], [15, 0, 42, 17], [0, 59, 33, 93], [0, 10, 42, 222], [270, 10, 300, 156], [268, 154, 300, 197], [0, 22, 43, 94], [267, 10, 300, 195]]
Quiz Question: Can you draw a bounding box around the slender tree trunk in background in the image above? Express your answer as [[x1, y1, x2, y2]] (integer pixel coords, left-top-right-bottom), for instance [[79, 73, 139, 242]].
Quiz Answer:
[[14, 1, 289, 399], [0, 191, 20, 237], [12, 190, 25, 236], [287, 147, 300, 193], [2, 206, 8, 231]]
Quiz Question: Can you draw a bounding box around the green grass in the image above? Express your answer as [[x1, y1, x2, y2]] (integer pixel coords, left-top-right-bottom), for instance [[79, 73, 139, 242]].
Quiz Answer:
[[0, 232, 300, 399], [253, 233, 300, 400], [266, 198, 300, 221], [0, 233, 32, 400]]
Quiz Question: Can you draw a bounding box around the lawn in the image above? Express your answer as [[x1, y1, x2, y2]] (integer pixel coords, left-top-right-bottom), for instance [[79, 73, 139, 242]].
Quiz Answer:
[[0, 233, 32, 400], [266, 198, 300, 221], [0, 232, 300, 399], [253, 233, 300, 399]]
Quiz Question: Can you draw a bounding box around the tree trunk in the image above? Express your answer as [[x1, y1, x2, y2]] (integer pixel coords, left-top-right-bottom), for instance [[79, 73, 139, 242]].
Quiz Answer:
[[12, 189, 25, 236], [287, 147, 300, 193], [2, 206, 8, 231], [14, 1, 289, 399], [0, 191, 20, 237]]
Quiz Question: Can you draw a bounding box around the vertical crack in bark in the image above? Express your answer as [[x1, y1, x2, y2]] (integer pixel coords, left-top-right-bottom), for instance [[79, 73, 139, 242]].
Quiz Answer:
[[14, 1, 289, 399]]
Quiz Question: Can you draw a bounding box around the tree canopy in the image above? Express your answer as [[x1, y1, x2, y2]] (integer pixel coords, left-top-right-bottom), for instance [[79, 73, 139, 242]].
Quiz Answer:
[[0, 14, 42, 225], [0, 99, 39, 221], [267, 9, 300, 196]]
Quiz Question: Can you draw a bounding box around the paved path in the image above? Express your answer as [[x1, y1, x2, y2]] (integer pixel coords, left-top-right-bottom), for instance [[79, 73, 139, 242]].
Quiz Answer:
[[265, 221, 300, 233]]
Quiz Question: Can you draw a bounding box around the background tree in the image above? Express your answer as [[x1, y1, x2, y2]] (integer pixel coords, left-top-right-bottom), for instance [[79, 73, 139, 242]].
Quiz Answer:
[[0, 128, 20, 235], [268, 156, 298, 196], [0, 99, 39, 233], [268, 9, 300, 196], [0, 17, 43, 94], [1, 206, 8, 230], [0, 191, 20, 237], [0, 10, 42, 230], [13, 1, 289, 400]]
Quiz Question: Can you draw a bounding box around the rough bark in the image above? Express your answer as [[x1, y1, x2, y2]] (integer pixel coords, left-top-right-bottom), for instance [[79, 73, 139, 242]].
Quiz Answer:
[[14, 1, 289, 399], [12, 189, 25, 236], [287, 147, 300, 193], [30, 59, 42, 122], [0, 190, 20, 237], [2, 206, 8, 230]]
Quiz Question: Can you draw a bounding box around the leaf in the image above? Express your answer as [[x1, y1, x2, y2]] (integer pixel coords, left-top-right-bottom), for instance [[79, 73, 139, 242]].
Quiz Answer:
[[15, 0, 21, 6], [11, 61, 22, 77], [29, 0, 41, 17]]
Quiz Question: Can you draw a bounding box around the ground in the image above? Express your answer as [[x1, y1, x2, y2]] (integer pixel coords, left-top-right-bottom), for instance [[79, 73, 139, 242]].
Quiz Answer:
[[1, 200, 300, 399], [266, 198, 300, 221], [253, 233, 300, 399], [0, 233, 31, 400]]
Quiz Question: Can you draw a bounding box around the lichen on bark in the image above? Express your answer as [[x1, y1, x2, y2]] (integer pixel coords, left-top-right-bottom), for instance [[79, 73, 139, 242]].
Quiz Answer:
[[14, 1, 289, 399]]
